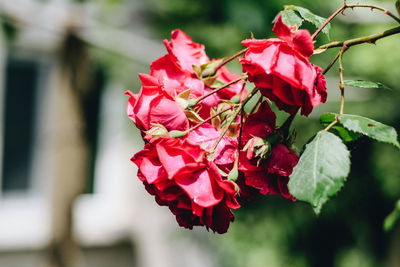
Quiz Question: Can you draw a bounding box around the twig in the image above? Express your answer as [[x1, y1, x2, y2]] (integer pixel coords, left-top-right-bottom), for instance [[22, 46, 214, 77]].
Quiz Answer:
[[193, 75, 247, 106], [312, 2, 400, 40], [211, 48, 248, 75], [184, 105, 236, 134], [322, 50, 341, 75], [209, 86, 259, 156], [346, 4, 400, 24], [318, 26, 400, 50], [323, 117, 339, 132], [311, 3, 347, 40], [338, 45, 348, 115]]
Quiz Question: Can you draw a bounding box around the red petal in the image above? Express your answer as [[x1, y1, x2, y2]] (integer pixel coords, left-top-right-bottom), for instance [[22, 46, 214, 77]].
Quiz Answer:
[[267, 144, 299, 177], [272, 14, 294, 41], [292, 29, 314, 58], [174, 163, 224, 208], [164, 29, 209, 72], [155, 139, 201, 179], [149, 96, 189, 131]]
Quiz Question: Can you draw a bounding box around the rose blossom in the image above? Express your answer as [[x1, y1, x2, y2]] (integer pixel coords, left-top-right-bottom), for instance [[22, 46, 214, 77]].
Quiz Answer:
[[150, 29, 246, 120], [132, 137, 240, 233], [239, 14, 327, 116], [125, 73, 189, 132], [239, 101, 298, 200]]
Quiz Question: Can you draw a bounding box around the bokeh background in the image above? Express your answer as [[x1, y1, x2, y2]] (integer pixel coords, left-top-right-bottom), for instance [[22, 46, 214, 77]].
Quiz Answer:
[[0, 0, 400, 266]]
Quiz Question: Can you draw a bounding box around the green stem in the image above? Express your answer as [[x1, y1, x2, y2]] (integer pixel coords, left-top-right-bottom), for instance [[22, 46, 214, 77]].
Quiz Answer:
[[278, 110, 298, 138], [338, 46, 347, 115], [249, 94, 264, 115], [184, 105, 236, 134], [209, 48, 248, 77], [312, 2, 400, 40], [346, 4, 400, 24], [209, 86, 259, 156], [322, 50, 341, 75], [323, 116, 339, 132], [318, 26, 400, 50], [192, 75, 247, 107], [311, 3, 347, 40]]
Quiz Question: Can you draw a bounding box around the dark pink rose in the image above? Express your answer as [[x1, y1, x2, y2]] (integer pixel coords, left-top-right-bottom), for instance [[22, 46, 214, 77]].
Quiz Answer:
[[150, 55, 205, 98], [125, 73, 189, 132], [131, 137, 240, 233], [239, 101, 298, 200], [238, 145, 298, 201], [147, 30, 247, 121], [239, 14, 327, 116], [242, 101, 276, 145], [163, 29, 209, 73]]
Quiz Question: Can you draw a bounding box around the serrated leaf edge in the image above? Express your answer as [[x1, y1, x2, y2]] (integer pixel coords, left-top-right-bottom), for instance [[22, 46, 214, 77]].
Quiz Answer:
[[338, 114, 400, 149]]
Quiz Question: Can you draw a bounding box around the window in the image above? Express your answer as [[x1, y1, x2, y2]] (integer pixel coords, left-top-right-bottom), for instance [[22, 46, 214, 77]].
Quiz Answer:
[[2, 58, 39, 192]]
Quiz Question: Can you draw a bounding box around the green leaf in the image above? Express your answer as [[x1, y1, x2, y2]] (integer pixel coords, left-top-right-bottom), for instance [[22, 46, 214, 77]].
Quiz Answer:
[[284, 5, 330, 37], [396, 0, 400, 17], [319, 113, 361, 143], [200, 59, 223, 77], [384, 199, 400, 232], [169, 130, 187, 138], [338, 114, 400, 149], [320, 113, 336, 126], [280, 9, 304, 26], [331, 125, 361, 143], [288, 131, 350, 214], [228, 167, 239, 182], [343, 80, 391, 90]]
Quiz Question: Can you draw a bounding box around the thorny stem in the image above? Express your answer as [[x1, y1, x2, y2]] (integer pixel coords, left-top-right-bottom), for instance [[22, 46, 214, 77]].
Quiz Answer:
[[323, 117, 339, 132], [346, 4, 400, 25], [211, 48, 248, 76], [322, 50, 341, 75], [312, 1, 400, 40], [209, 86, 259, 156], [193, 75, 248, 106], [249, 94, 264, 115], [278, 110, 299, 138], [318, 26, 400, 50], [338, 45, 347, 115], [235, 110, 245, 170], [311, 3, 347, 40], [209, 106, 242, 156], [184, 105, 236, 134]]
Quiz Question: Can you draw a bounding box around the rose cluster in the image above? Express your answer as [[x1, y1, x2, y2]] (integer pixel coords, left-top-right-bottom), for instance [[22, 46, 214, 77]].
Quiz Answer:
[[125, 15, 327, 233]]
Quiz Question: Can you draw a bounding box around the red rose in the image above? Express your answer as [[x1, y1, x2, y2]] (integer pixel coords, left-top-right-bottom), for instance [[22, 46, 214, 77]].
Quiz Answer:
[[125, 73, 189, 132], [241, 101, 276, 145], [239, 101, 298, 200], [150, 54, 205, 98], [239, 14, 327, 116], [153, 29, 246, 120], [132, 137, 240, 233], [163, 29, 209, 73], [239, 144, 298, 201]]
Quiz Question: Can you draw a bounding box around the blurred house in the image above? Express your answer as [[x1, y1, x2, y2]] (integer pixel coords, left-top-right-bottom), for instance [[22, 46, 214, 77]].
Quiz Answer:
[[0, 1, 218, 267]]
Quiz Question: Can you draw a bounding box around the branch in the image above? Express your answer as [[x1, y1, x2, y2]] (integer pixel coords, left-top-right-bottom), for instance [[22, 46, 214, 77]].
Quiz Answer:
[[192, 75, 247, 107], [211, 48, 248, 75], [209, 86, 259, 156], [311, 3, 347, 40], [317, 26, 400, 50], [346, 4, 400, 25], [312, 2, 400, 39], [338, 46, 348, 115]]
